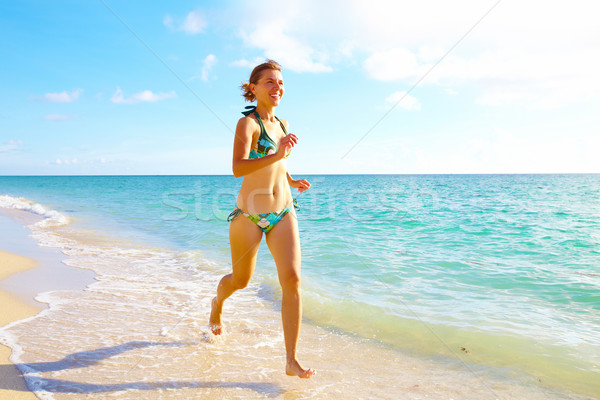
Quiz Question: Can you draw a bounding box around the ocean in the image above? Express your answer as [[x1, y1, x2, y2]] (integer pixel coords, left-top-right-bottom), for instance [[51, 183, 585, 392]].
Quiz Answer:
[[1, 174, 598, 399]]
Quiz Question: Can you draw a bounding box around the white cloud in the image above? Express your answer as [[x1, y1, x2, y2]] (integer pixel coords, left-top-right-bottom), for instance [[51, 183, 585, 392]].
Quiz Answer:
[[164, 10, 206, 35], [196, 54, 217, 82], [231, 57, 268, 69], [426, 49, 600, 109], [355, 1, 600, 108], [163, 15, 174, 30], [240, 21, 332, 73], [39, 89, 83, 103], [0, 140, 23, 152], [363, 48, 421, 81], [110, 87, 177, 104], [385, 91, 421, 111], [227, 0, 334, 73], [182, 11, 206, 34], [224, 0, 599, 107], [362, 46, 600, 108], [54, 158, 78, 166]]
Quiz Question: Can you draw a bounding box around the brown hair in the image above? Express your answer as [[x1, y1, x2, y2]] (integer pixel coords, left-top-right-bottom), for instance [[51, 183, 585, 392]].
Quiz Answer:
[[241, 59, 282, 102]]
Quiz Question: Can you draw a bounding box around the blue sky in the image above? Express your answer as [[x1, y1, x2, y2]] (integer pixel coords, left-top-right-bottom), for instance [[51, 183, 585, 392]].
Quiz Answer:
[[1, 0, 599, 175]]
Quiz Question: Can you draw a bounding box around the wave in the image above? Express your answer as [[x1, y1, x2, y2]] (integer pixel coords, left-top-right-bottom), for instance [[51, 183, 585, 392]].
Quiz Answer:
[[0, 194, 70, 228]]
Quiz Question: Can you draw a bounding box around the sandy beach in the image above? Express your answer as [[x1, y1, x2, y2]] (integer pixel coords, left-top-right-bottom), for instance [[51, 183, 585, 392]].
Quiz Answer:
[[0, 249, 41, 400], [0, 209, 93, 400]]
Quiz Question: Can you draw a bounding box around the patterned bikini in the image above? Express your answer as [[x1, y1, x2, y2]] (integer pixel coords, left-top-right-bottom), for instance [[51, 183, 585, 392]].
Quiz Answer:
[[227, 107, 296, 233]]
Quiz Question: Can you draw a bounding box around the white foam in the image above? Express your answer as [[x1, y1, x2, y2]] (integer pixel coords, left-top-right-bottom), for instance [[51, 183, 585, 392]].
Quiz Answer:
[[0, 194, 69, 228]]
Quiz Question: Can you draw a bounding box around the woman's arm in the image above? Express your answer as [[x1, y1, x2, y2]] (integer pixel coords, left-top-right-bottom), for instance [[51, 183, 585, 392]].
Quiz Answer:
[[233, 151, 283, 178], [232, 117, 298, 178], [287, 171, 311, 192], [280, 119, 311, 192]]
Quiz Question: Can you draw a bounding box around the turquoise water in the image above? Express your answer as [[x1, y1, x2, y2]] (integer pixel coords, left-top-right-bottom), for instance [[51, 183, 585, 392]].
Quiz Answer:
[[1, 174, 599, 396]]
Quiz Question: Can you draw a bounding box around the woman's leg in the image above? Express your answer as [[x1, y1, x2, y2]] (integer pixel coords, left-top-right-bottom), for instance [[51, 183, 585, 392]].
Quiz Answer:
[[265, 212, 315, 378], [209, 216, 263, 335]]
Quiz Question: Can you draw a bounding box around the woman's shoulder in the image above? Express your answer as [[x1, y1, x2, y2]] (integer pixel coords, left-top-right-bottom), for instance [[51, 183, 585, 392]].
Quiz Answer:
[[236, 114, 260, 138], [237, 113, 260, 126]]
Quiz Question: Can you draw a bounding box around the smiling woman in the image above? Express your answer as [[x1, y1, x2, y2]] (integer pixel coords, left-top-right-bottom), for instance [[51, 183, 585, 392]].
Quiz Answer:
[[208, 59, 315, 379], [240, 60, 283, 103]]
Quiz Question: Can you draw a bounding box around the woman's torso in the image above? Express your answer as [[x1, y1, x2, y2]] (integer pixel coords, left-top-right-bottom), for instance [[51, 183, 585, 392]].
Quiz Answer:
[[236, 113, 292, 214]]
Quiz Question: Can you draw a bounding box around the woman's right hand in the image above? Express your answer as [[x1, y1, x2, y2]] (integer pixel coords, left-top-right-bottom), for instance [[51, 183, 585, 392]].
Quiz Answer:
[[277, 133, 298, 159]]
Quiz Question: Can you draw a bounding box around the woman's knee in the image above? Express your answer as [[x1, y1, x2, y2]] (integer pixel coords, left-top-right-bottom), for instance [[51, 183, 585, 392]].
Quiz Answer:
[[231, 275, 251, 290], [279, 270, 301, 292]]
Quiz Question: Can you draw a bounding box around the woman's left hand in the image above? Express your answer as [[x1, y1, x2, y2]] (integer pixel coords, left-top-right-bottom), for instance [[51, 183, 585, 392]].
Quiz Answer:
[[291, 179, 311, 193]]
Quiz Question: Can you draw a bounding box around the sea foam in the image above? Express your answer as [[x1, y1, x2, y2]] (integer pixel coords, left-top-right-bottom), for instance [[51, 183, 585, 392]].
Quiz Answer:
[[0, 195, 69, 228]]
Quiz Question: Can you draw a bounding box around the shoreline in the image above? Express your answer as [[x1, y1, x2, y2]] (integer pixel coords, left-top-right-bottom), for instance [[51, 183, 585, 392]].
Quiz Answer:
[[0, 210, 94, 400], [0, 211, 95, 309], [0, 249, 41, 400]]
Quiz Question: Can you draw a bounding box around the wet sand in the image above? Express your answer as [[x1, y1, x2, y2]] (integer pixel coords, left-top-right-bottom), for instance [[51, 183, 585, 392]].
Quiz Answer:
[[0, 249, 41, 400]]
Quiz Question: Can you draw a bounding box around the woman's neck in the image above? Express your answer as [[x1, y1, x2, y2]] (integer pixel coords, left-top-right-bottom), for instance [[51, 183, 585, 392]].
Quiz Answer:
[[255, 103, 276, 122]]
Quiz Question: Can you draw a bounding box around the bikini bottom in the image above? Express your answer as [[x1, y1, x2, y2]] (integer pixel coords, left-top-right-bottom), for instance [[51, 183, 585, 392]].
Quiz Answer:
[[227, 205, 292, 233]]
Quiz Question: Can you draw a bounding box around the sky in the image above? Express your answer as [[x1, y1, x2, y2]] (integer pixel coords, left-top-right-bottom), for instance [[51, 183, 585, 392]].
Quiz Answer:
[[1, 0, 599, 175]]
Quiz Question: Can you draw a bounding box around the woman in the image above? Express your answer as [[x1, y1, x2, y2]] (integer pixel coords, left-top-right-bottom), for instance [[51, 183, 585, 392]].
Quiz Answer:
[[209, 60, 315, 379]]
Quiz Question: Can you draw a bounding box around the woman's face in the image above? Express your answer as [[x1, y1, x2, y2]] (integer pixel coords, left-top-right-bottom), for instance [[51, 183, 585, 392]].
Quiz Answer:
[[251, 69, 284, 107]]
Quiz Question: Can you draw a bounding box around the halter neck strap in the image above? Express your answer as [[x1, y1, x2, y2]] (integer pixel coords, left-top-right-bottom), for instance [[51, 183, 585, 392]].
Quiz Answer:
[[241, 105, 256, 116]]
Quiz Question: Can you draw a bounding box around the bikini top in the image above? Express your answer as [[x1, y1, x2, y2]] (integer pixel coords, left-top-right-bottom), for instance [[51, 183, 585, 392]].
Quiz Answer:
[[242, 106, 289, 159]]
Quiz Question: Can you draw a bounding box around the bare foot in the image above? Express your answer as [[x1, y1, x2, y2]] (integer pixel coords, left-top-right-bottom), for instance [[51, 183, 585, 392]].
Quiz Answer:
[[209, 297, 222, 335], [286, 359, 316, 379]]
